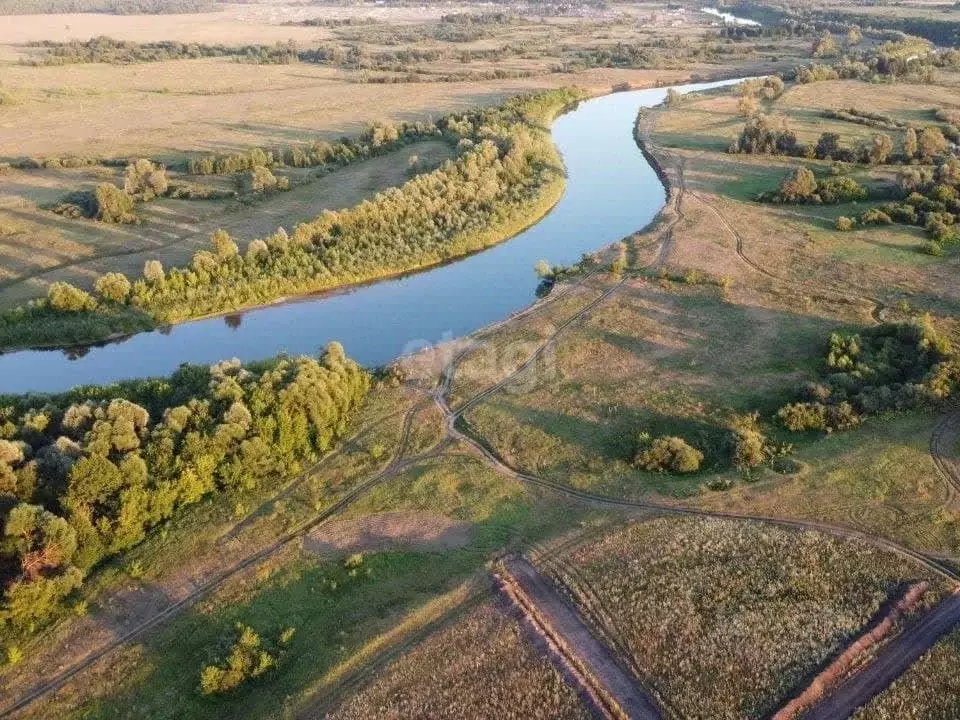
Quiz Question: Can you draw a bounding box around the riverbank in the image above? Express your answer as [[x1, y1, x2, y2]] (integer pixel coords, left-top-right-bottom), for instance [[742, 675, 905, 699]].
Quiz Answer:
[[0, 79, 744, 393], [0, 88, 583, 354]]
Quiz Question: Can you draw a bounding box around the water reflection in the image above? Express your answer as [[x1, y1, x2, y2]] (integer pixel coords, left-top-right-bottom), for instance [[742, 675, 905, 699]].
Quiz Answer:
[[2, 78, 744, 393]]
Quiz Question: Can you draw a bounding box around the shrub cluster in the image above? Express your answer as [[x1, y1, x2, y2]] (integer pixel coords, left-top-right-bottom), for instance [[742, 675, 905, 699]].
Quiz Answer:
[[853, 158, 960, 250], [0, 344, 368, 636], [823, 108, 906, 132], [10, 89, 582, 341], [199, 624, 294, 695], [777, 319, 958, 432], [634, 433, 703, 474], [186, 120, 440, 176], [761, 167, 867, 204], [51, 183, 139, 224], [731, 115, 903, 165], [27, 36, 299, 66]]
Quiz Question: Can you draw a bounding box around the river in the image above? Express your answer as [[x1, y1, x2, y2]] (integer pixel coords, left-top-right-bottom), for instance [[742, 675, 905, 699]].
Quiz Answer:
[[1, 78, 742, 394]]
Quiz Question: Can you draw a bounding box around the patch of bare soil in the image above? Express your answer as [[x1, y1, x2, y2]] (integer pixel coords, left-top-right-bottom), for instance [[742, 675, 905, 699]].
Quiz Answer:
[[302, 511, 472, 555]]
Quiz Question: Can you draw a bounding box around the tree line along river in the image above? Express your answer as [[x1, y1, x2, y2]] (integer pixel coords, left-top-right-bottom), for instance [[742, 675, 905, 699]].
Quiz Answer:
[[1, 78, 743, 393]]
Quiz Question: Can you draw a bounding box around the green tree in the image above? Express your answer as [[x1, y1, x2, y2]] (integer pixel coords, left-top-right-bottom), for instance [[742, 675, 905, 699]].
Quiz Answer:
[[211, 229, 239, 259], [246, 165, 278, 193], [918, 127, 948, 161], [143, 259, 164, 283], [94, 272, 131, 303], [93, 183, 136, 224], [47, 282, 96, 312], [867, 133, 893, 165], [634, 434, 703, 474], [199, 624, 277, 695], [777, 167, 817, 202], [812, 32, 839, 57]]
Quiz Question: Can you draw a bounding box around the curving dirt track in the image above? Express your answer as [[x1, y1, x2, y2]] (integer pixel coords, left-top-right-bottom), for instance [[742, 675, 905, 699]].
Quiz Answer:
[[685, 188, 887, 323], [498, 557, 662, 720], [799, 591, 960, 720]]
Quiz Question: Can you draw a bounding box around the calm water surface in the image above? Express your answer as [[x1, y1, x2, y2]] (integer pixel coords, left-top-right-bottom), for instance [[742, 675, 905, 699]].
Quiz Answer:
[[3, 79, 742, 393]]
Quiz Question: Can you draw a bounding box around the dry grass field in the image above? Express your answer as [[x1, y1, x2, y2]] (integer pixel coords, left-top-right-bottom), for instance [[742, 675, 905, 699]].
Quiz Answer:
[[854, 628, 960, 719], [542, 516, 947, 720], [0, 139, 453, 308], [0, 0, 811, 309], [322, 602, 592, 720]]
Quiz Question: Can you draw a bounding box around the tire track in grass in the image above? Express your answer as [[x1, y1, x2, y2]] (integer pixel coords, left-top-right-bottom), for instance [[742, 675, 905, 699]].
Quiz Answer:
[[930, 411, 960, 509]]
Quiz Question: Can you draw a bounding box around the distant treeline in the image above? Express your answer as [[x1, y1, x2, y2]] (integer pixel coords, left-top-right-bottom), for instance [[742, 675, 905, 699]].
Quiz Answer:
[[26, 37, 299, 66], [283, 16, 379, 28], [186, 120, 441, 175], [729, 0, 960, 47], [333, 12, 520, 44], [0, 89, 584, 348], [27, 36, 526, 70], [0, 0, 213, 14], [0, 344, 368, 638]]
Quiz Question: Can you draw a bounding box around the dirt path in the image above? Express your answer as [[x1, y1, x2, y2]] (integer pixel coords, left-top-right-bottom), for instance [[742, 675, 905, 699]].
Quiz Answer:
[[799, 591, 960, 720], [0, 393, 433, 719], [930, 411, 960, 508], [498, 557, 662, 720], [685, 188, 887, 322]]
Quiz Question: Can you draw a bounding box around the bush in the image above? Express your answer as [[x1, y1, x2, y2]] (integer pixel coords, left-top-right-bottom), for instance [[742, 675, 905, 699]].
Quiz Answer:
[[93, 183, 136, 224], [94, 272, 131, 303], [860, 208, 893, 225], [199, 624, 277, 696], [776, 167, 817, 202], [836, 216, 855, 231], [211, 229, 239, 259], [123, 159, 167, 201], [921, 240, 944, 256], [817, 176, 867, 204], [634, 434, 703, 474], [779, 319, 957, 431], [777, 401, 860, 433], [728, 413, 769, 469], [246, 165, 278, 193], [143, 259, 164, 283], [47, 282, 96, 312]]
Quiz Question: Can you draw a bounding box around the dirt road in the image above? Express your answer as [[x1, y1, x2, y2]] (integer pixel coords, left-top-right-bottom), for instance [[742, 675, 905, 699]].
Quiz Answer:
[[499, 557, 662, 720], [800, 591, 960, 720]]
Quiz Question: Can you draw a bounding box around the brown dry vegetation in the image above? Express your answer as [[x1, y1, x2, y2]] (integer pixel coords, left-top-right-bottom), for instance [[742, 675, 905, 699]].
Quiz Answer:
[[853, 628, 960, 719], [542, 516, 946, 719], [323, 602, 592, 720], [0, 1, 810, 309], [6, 9, 960, 718]]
